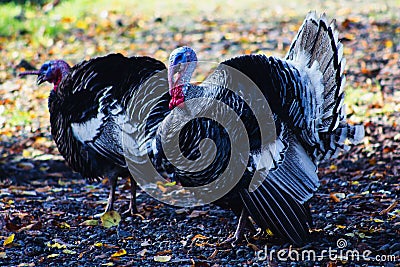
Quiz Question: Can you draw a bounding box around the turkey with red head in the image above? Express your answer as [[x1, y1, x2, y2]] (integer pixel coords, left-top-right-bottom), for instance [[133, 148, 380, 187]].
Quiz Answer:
[[20, 53, 169, 216], [150, 12, 364, 245]]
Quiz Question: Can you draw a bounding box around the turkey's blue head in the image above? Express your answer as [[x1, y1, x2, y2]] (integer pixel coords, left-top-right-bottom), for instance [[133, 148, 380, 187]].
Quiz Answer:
[[168, 46, 197, 109], [19, 60, 71, 91]]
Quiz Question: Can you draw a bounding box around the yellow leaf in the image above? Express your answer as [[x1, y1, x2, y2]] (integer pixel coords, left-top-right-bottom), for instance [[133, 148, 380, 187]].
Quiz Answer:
[[101, 211, 121, 228], [3, 234, 15, 246], [47, 242, 66, 249], [265, 228, 274, 236], [47, 254, 60, 258], [101, 263, 114, 266], [385, 40, 393, 48], [94, 242, 103, 247], [154, 255, 171, 262], [329, 164, 337, 170], [63, 249, 77, 254], [81, 219, 99, 226], [164, 181, 176, 187], [58, 222, 70, 229], [336, 225, 346, 229], [111, 249, 127, 258], [22, 149, 32, 158], [373, 219, 384, 223]]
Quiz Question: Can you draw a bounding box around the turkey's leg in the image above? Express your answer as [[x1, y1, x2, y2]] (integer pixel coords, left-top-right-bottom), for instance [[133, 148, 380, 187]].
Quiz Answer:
[[127, 176, 138, 215], [104, 175, 118, 212], [220, 208, 249, 246]]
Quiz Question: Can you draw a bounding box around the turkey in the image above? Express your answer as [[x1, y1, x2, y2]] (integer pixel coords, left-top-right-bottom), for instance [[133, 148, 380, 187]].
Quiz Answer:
[[19, 53, 168, 216], [150, 12, 364, 245]]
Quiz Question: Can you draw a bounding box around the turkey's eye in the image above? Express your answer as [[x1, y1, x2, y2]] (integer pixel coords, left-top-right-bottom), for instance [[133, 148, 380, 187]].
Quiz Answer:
[[174, 54, 183, 64], [41, 63, 50, 72]]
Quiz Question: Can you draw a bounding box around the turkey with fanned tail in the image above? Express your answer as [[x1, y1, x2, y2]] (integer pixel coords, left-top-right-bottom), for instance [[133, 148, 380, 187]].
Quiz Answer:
[[19, 53, 169, 216], [147, 12, 364, 245]]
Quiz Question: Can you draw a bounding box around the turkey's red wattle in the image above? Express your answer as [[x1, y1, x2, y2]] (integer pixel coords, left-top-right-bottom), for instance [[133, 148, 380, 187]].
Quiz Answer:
[[53, 69, 63, 91], [169, 85, 185, 109], [52, 60, 71, 91]]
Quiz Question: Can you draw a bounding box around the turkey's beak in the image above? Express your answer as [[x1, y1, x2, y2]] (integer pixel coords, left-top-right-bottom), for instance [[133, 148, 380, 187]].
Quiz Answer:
[[37, 73, 47, 85], [18, 70, 47, 85], [19, 70, 41, 83]]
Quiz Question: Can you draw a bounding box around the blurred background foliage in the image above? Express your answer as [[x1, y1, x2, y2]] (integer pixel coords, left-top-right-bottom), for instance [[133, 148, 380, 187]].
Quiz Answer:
[[0, 0, 399, 139]]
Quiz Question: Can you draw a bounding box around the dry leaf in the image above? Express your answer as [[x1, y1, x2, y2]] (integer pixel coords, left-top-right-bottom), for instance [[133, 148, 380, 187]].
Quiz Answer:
[[101, 211, 121, 228], [63, 249, 77, 254], [47, 254, 60, 258], [111, 249, 127, 258], [189, 210, 208, 218], [330, 193, 340, 203], [80, 219, 99, 226], [153, 255, 171, 262], [192, 234, 208, 240], [47, 242, 66, 249], [138, 248, 148, 257], [3, 234, 15, 246]]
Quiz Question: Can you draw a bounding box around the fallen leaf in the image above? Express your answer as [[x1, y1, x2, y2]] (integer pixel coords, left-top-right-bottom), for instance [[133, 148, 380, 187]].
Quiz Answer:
[[164, 181, 176, 187], [0, 252, 6, 258], [153, 255, 171, 262], [63, 249, 77, 254], [3, 234, 15, 246], [138, 248, 148, 257], [101, 211, 121, 228], [140, 240, 151, 247], [111, 249, 127, 258], [265, 228, 274, 236], [189, 210, 208, 218], [57, 222, 70, 229], [175, 208, 188, 214], [329, 164, 337, 170], [330, 193, 340, 203], [47, 254, 60, 258], [35, 186, 52, 193], [80, 219, 99, 226], [192, 234, 208, 241]]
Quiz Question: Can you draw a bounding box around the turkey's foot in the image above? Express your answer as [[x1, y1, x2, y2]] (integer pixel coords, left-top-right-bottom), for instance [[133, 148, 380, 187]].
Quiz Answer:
[[121, 177, 143, 219], [94, 176, 118, 218], [218, 208, 250, 247]]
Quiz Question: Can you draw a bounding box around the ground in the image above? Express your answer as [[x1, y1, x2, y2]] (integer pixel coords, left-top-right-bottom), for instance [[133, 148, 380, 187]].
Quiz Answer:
[[0, 1, 399, 266]]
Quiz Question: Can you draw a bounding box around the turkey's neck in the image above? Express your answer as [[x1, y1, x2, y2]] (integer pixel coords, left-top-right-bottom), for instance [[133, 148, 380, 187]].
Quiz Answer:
[[53, 60, 71, 91], [169, 62, 196, 109]]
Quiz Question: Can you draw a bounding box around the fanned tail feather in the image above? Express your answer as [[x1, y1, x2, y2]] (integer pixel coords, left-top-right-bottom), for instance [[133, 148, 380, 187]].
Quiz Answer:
[[286, 11, 364, 161]]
